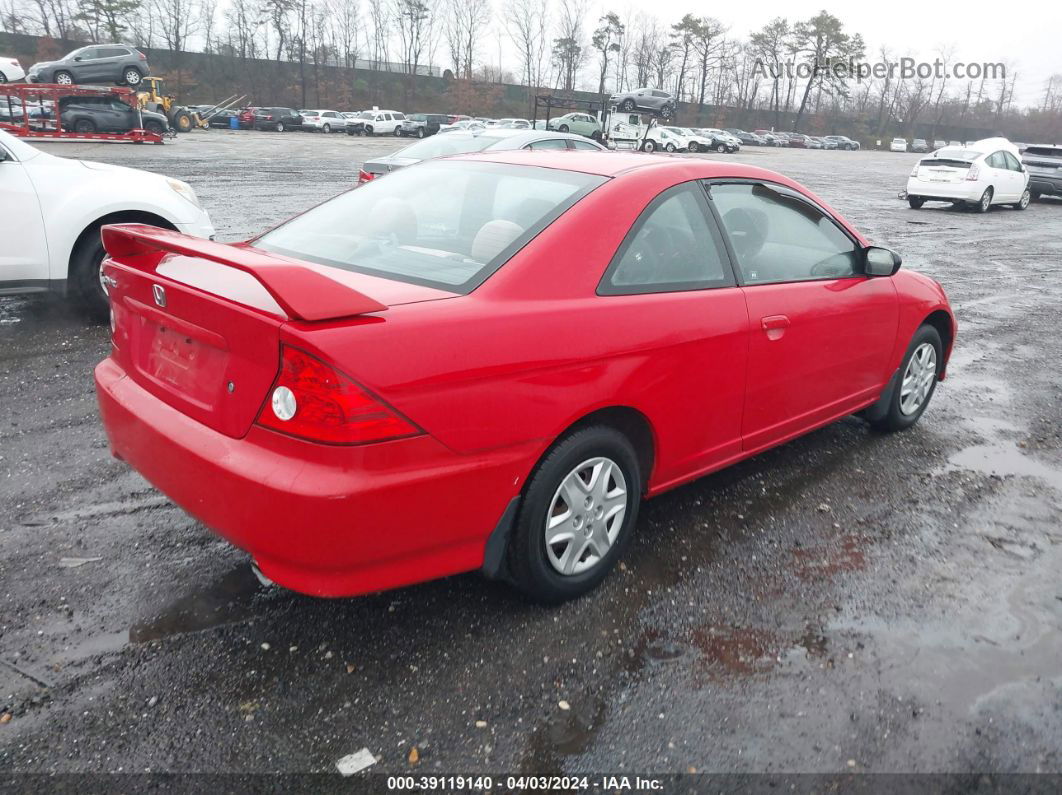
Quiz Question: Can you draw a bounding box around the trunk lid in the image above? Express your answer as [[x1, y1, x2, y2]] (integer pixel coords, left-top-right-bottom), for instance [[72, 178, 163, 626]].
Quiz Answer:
[[102, 224, 454, 438], [915, 158, 972, 183]]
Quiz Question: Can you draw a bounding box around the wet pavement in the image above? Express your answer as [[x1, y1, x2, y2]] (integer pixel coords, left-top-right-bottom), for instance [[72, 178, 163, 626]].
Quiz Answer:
[[1, 132, 1060, 776]]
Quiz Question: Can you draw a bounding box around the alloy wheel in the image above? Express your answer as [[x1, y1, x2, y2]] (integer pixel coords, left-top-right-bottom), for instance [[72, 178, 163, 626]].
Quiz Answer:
[[899, 342, 937, 416], [544, 457, 627, 576], [55, 72, 73, 85]]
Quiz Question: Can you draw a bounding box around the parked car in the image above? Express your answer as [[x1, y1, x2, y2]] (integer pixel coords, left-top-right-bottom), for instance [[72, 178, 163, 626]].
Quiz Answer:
[[237, 107, 260, 129], [399, 113, 449, 138], [542, 112, 602, 140], [608, 87, 675, 118], [905, 138, 1030, 212], [637, 126, 689, 153], [806, 136, 824, 149], [1019, 144, 1062, 200], [754, 130, 787, 147], [698, 128, 740, 153], [254, 107, 302, 132], [824, 135, 860, 150], [0, 55, 25, 82], [206, 109, 238, 128], [27, 44, 149, 87], [439, 119, 486, 134], [59, 95, 168, 135], [815, 136, 838, 150], [94, 150, 955, 603], [664, 127, 718, 153], [342, 112, 365, 135], [890, 138, 909, 152], [0, 128, 213, 318], [359, 109, 406, 136], [932, 139, 946, 150], [0, 95, 51, 124], [299, 109, 345, 133], [495, 118, 531, 129], [360, 128, 605, 179], [726, 129, 763, 146], [783, 132, 810, 148], [911, 139, 929, 153]]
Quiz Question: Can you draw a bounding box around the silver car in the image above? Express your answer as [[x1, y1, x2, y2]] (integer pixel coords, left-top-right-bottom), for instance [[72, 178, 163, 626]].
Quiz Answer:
[[27, 44, 149, 86], [361, 129, 605, 178], [608, 87, 675, 118]]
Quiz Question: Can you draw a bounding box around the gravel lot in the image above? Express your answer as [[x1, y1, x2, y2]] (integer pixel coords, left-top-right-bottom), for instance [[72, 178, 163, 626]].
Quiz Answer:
[[1, 130, 1061, 779]]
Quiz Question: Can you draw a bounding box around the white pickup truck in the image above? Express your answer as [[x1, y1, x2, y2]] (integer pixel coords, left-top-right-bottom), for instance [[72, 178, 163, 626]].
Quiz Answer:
[[0, 129, 215, 319]]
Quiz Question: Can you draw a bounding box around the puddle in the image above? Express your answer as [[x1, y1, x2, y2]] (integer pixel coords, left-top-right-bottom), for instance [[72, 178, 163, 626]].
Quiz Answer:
[[943, 441, 1062, 491], [690, 626, 780, 676], [129, 562, 266, 643]]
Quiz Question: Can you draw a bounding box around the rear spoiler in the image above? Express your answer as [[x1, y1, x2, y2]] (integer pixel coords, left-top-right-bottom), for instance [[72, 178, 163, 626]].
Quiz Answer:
[[101, 224, 388, 321]]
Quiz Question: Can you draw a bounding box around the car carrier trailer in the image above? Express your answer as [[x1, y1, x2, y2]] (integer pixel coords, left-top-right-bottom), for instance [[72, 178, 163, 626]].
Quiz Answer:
[[0, 84, 164, 144]]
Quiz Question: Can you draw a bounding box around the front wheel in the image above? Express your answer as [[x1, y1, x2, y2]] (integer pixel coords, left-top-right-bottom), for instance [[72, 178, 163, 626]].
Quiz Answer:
[[641, 139, 656, 152], [688, 142, 699, 153], [322, 123, 331, 133], [558, 124, 569, 133], [416, 127, 425, 138], [173, 111, 192, 132], [507, 426, 641, 603], [54, 70, 74, 85], [143, 119, 165, 135], [73, 118, 96, 133], [908, 197, 925, 209], [868, 325, 943, 432], [393, 127, 401, 136], [123, 68, 142, 86], [71, 231, 111, 322], [715, 143, 726, 153], [276, 121, 285, 132], [1012, 188, 1031, 210]]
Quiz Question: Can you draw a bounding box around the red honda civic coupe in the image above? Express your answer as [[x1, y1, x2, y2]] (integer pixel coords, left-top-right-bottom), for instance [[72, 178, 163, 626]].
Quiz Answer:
[[95, 151, 955, 603]]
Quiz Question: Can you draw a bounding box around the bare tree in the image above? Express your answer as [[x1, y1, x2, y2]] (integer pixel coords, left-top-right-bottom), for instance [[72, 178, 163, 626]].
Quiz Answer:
[[152, 0, 201, 93], [591, 11, 623, 106], [393, 0, 436, 100], [552, 0, 587, 91], [503, 0, 549, 111]]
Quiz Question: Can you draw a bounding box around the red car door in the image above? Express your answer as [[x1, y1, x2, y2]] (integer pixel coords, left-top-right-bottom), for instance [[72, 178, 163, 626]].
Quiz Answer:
[[707, 181, 898, 452]]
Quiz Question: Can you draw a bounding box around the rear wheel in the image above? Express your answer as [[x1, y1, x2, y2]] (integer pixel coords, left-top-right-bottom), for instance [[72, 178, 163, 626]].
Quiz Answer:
[[123, 68, 142, 86], [143, 119, 165, 135], [416, 127, 425, 138], [908, 197, 925, 209], [688, 142, 699, 153], [507, 426, 641, 603], [868, 325, 943, 432], [558, 124, 569, 133], [322, 123, 331, 133], [664, 142, 676, 153], [276, 121, 285, 132], [1012, 188, 1031, 210], [172, 111, 192, 132], [715, 142, 726, 153], [974, 187, 993, 213], [621, 99, 635, 112], [73, 118, 96, 133]]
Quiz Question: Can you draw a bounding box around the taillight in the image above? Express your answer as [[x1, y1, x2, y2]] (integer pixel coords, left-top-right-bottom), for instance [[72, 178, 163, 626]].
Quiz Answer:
[[965, 164, 980, 181], [910, 163, 919, 177], [138, 52, 147, 60], [265, 115, 273, 120], [358, 169, 375, 184], [256, 346, 421, 445]]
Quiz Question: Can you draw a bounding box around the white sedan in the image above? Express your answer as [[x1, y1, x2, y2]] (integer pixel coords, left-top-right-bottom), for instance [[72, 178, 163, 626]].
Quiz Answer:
[[890, 138, 908, 152], [0, 129, 215, 319], [905, 138, 1031, 212], [1, 56, 25, 82]]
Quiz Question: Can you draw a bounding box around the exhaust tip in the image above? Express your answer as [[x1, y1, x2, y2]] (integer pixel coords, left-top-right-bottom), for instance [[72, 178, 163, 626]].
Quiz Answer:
[[250, 560, 275, 588]]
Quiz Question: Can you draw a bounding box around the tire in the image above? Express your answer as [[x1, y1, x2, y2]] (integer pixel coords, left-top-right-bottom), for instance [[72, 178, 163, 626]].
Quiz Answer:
[[321, 123, 332, 134], [71, 230, 111, 323], [590, 130, 602, 141], [665, 142, 676, 153], [974, 187, 993, 213], [73, 118, 96, 134], [0, 72, 6, 84], [868, 324, 943, 433], [123, 68, 142, 86], [1012, 188, 1031, 210], [143, 119, 165, 135], [621, 99, 635, 112], [172, 111, 191, 132], [393, 127, 401, 136], [558, 124, 569, 133], [908, 197, 925, 209], [276, 121, 285, 132], [661, 104, 674, 119], [54, 70, 74, 85], [416, 127, 425, 138], [507, 426, 641, 603], [641, 139, 656, 153], [365, 125, 374, 135], [715, 143, 726, 153], [688, 142, 699, 153]]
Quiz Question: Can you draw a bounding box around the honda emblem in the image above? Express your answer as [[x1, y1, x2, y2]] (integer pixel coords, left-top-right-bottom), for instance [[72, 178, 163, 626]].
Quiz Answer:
[[152, 284, 166, 308]]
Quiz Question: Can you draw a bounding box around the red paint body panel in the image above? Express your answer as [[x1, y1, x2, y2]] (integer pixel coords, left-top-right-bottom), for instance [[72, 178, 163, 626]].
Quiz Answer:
[[94, 153, 956, 597]]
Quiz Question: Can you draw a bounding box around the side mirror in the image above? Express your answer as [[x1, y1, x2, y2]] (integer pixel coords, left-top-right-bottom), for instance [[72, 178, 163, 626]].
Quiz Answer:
[[865, 246, 902, 277], [73, 56, 82, 61]]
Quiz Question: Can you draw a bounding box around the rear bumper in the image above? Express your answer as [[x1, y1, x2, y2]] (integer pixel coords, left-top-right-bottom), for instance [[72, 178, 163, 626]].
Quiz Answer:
[[95, 357, 532, 597], [906, 178, 979, 202], [1028, 177, 1062, 195]]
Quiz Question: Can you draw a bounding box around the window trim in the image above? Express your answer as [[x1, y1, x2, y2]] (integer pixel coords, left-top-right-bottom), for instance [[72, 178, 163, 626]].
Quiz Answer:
[[702, 178, 866, 288], [597, 181, 739, 297]]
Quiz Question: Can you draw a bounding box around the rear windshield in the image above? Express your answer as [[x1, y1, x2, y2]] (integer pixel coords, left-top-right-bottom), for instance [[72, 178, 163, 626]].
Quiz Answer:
[[254, 161, 606, 293], [928, 147, 980, 163], [1024, 146, 1062, 159], [408, 113, 426, 121]]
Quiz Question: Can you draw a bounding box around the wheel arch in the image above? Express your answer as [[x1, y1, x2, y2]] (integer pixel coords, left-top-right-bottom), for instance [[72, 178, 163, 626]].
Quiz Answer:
[[922, 309, 954, 373], [547, 405, 656, 494], [68, 210, 177, 278]]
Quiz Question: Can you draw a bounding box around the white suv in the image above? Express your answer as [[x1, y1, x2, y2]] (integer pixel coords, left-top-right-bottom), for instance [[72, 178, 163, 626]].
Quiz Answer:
[[300, 109, 345, 133], [0, 129, 215, 319], [0, 56, 25, 82], [359, 110, 406, 136]]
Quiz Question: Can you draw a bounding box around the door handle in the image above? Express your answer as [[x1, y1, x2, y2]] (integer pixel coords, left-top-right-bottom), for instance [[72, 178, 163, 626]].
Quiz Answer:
[[761, 314, 790, 340]]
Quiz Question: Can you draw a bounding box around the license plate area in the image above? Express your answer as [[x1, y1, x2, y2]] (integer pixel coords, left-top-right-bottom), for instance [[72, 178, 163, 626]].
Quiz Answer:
[[132, 307, 229, 413]]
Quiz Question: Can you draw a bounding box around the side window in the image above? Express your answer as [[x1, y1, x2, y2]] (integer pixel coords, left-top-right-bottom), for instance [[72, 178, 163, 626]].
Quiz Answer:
[[710, 182, 860, 285], [1002, 151, 1022, 171], [394, 113, 405, 120], [527, 139, 569, 150], [600, 184, 732, 294], [77, 48, 100, 60], [986, 152, 1007, 169], [569, 140, 600, 151]]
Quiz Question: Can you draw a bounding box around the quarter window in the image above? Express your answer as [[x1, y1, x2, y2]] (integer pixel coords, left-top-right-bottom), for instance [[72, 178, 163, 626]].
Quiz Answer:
[[710, 182, 859, 285], [1002, 151, 1022, 171], [600, 184, 732, 294], [527, 139, 569, 150]]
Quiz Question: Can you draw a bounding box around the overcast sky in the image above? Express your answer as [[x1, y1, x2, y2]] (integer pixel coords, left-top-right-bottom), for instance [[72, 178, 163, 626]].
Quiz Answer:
[[604, 0, 1053, 106]]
